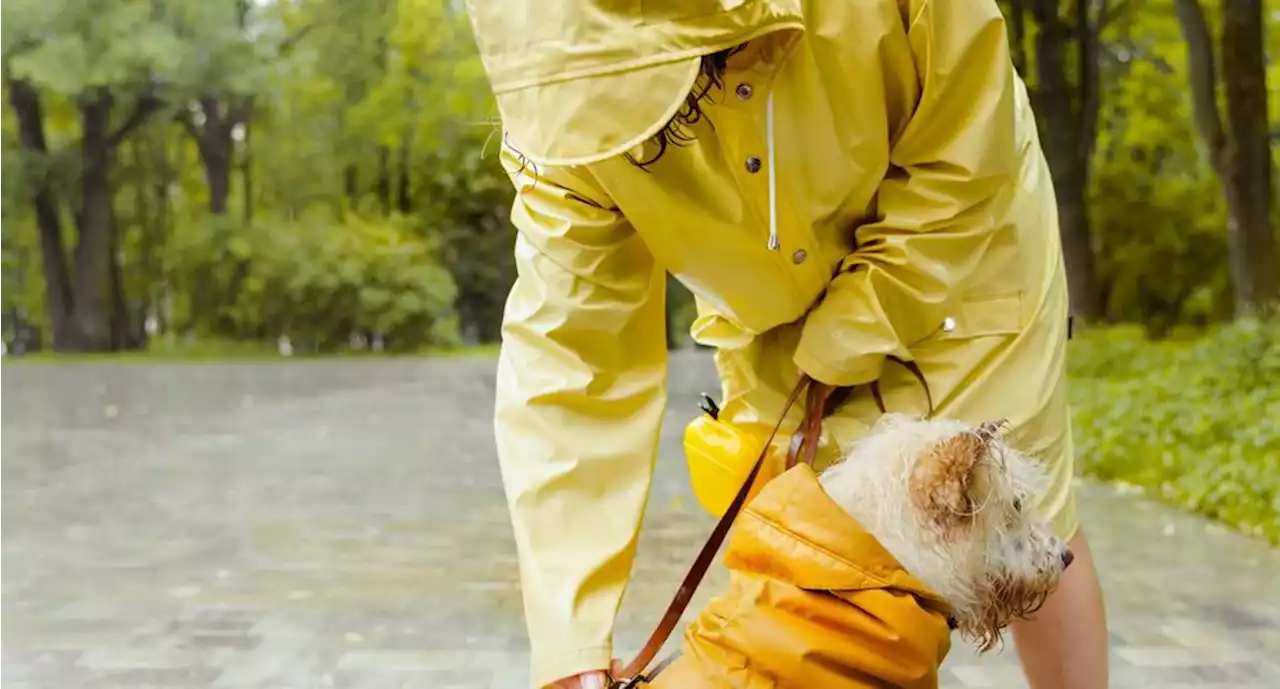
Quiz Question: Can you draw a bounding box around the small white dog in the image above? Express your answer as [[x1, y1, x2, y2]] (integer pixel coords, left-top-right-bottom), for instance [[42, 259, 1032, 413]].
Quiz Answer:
[[819, 414, 1072, 651], [647, 413, 1073, 687]]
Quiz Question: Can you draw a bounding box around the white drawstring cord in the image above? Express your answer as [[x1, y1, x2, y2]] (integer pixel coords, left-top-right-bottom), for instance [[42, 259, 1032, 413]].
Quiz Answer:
[[766, 90, 779, 251]]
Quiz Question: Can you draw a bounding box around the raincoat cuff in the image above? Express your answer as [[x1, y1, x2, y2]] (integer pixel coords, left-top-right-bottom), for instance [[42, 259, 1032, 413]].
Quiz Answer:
[[532, 645, 613, 689], [793, 344, 884, 388]]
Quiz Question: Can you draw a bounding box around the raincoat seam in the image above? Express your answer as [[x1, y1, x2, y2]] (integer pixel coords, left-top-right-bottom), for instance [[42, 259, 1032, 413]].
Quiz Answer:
[[502, 142, 622, 208], [495, 55, 692, 94], [532, 28, 792, 167], [493, 22, 806, 94], [507, 198, 660, 301], [504, 151, 661, 300], [518, 60, 705, 168], [741, 509, 894, 589], [906, 0, 932, 30]]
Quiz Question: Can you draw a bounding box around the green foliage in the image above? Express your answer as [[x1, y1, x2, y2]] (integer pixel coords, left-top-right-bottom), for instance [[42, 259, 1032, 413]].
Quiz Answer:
[[1, 0, 281, 117], [1, 0, 1276, 354], [413, 138, 515, 344], [1090, 150, 1231, 333], [1069, 319, 1280, 543], [1, 0, 507, 353], [166, 212, 459, 352], [1087, 0, 1236, 332]]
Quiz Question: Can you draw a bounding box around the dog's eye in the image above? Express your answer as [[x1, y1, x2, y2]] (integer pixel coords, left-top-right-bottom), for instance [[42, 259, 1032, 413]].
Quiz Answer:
[[1013, 498, 1023, 512]]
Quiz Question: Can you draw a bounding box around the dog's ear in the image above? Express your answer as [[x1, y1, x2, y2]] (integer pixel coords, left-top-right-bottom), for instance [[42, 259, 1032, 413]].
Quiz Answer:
[[909, 431, 988, 530]]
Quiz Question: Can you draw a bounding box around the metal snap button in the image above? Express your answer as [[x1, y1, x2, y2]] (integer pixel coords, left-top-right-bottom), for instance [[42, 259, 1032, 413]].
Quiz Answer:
[[792, 249, 807, 265], [942, 316, 957, 333], [745, 156, 762, 173], [735, 83, 753, 100]]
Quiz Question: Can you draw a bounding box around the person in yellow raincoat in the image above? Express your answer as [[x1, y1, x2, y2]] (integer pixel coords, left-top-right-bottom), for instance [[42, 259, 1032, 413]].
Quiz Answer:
[[463, 1, 1109, 687]]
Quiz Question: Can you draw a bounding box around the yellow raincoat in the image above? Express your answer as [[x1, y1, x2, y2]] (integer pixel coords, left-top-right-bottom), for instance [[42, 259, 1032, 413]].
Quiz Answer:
[[650, 464, 953, 689], [465, 0, 1078, 685]]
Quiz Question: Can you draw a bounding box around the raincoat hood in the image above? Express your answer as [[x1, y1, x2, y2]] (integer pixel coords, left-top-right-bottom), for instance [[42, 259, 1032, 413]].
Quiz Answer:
[[463, 0, 804, 166], [651, 465, 954, 688]]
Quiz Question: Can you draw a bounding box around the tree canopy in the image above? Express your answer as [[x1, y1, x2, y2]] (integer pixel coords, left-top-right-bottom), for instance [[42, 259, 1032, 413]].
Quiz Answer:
[[2, 0, 1276, 353]]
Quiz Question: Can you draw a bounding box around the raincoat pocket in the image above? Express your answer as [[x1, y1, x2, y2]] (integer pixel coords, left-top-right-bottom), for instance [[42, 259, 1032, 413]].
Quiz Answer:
[[911, 292, 1024, 346]]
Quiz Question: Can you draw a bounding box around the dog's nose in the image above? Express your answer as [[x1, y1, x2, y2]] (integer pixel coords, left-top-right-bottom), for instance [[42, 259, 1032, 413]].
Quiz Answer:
[[1061, 548, 1075, 570]]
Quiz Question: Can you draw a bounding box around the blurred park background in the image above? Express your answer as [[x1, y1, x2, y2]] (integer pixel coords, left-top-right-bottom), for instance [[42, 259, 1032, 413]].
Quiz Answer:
[[4, 0, 1277, 541], [1, 1, 1278, 687]]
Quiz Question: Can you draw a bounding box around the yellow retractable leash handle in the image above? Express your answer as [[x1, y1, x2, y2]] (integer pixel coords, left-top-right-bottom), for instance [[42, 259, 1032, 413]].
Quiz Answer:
[[683, 357, 934, 518], [683, 395, 778, 518]]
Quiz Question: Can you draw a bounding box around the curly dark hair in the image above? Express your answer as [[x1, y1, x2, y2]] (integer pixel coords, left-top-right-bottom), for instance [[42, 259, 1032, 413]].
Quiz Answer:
[[624, 43, 747, 169]]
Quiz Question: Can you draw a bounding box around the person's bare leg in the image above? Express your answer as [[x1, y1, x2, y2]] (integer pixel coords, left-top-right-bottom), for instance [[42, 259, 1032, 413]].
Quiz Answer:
[[1011, 528, 1109, 689]]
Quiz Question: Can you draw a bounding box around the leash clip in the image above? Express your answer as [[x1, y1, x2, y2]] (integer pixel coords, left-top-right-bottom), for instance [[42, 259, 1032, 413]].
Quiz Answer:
[[697, 392, 720, 420]]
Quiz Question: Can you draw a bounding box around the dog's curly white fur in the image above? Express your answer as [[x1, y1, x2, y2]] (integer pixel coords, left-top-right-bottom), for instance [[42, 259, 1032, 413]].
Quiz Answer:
[[818, 413, 1070, 651]]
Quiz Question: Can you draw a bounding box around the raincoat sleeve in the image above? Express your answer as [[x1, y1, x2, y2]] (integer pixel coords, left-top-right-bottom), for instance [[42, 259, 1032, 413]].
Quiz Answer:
[[793, 0, 1020, 387], [493, 144, 669, 688]]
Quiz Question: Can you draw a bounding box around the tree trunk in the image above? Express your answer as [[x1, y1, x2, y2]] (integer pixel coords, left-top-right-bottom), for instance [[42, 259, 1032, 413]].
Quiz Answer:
[[203, 141, 233, 216], [196, 97, 233, 215], [69, 91, 117, 351], [1220, 0, 1276, 313], [130, 139, 153, 343], [1175, 0, 1227, 175], [181, 95, 252, 217], [106, 204, 140, 350], [397, 135, 412, 213], [6, 78, 77, 348], [151, 134, 174, 334], [8, 76, 160, 351], [242, 113, 254, 226], [376, 145, 391, 214], [1176, 0, 1277, 315], [1031, 5, 1103, 320], [344, 164, 359, 204], [1077, 0, 1103, 163]]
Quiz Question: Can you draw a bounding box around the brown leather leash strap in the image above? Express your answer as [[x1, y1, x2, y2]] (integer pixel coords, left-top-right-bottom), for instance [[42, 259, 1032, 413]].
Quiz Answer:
[[785, 380, 835, 470], [616, 375, 814, 681], [787, 357, 934, 472], [871, 357, 932, 421]]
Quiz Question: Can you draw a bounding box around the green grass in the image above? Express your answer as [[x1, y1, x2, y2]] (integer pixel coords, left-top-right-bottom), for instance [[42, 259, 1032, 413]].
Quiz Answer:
[[1068, 319, 1280, 544]]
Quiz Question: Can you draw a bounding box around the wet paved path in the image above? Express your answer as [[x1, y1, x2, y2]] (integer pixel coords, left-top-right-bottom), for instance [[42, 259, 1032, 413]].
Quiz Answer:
[[3, 352, 1278, 689]]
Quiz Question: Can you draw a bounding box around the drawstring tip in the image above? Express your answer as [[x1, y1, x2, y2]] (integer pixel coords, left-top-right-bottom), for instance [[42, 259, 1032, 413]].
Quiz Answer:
[[767, 235, 780, 251]]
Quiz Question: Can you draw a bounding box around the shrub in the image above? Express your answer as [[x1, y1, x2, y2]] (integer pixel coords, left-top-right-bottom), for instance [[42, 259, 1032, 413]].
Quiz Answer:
[[1069, 318, 1280, 543], [413, 146, 516, 345], [168, 211, 459, 352]]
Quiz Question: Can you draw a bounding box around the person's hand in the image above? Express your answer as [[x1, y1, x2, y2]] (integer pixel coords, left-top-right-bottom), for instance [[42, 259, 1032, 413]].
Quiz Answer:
[[549, 670, 609, 689], [548, 660, 622, 689]]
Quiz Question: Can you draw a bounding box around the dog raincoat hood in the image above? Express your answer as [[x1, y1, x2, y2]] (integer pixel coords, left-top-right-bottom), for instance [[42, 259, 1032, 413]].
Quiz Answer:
[[651, 465, 953, 688], [463, 0, 804, 166]]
